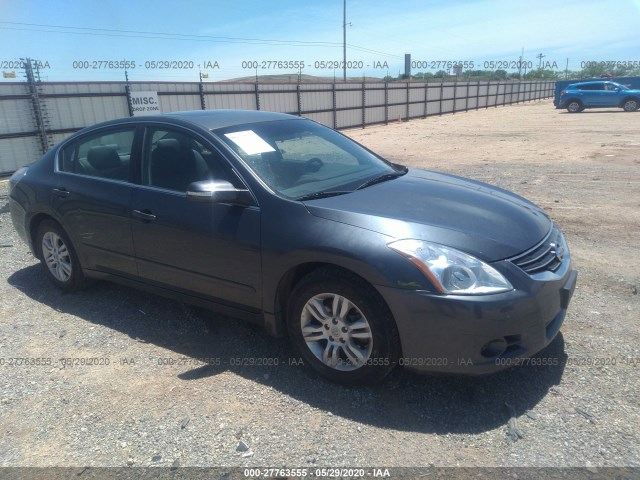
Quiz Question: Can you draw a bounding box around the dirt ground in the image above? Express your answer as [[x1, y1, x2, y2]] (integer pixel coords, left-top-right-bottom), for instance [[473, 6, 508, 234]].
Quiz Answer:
[[0, 99, 638, 470]]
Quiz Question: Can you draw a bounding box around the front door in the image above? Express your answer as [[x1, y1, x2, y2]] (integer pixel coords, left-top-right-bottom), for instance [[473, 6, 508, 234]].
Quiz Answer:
[[130, 126, 262, 311]]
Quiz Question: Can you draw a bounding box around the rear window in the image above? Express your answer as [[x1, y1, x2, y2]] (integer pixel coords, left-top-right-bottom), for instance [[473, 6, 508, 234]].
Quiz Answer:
[[58, 127, 136, 182]]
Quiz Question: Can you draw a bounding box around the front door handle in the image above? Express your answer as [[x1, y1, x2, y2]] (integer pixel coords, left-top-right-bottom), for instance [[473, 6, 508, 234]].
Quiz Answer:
[[132, 209, 157, 222], [52, 187, 70, 198]]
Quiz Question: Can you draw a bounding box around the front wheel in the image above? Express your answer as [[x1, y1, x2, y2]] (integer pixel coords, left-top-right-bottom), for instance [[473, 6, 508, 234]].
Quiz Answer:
[[287, 267, 399, 384], [622, 99, 638, 112], [36, 219, 87, 291]]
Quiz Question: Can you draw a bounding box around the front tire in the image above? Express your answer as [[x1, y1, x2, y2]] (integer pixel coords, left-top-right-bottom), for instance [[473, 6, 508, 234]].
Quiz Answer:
[[622, 99, 638, 112], [287, 267, 399, 384], [36, 219, 86, 292], [566, 100, 583, 113]]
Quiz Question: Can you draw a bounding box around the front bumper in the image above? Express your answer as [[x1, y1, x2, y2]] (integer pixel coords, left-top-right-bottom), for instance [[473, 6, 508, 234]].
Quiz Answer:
[[378, 262, 577, 374]]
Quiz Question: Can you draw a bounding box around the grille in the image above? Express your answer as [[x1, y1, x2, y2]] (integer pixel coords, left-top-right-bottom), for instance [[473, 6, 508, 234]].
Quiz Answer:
[[510, 226, 566, 275]]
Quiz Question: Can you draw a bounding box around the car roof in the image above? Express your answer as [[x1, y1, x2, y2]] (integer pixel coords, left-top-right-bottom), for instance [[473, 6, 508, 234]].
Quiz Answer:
[[60, 110, 307, 148], [164, 109, 301, 130], [568, 80, 613, 87], [80, 109, 303, 134]]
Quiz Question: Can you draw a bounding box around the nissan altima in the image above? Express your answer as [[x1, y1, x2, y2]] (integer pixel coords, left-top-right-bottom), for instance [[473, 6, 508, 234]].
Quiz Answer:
[[9, 110, 577, 383]]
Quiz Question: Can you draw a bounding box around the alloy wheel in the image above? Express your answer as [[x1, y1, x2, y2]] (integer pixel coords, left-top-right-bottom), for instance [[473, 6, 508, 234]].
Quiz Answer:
[[41, 231, 73, 282], [300, 293, 373, 371]]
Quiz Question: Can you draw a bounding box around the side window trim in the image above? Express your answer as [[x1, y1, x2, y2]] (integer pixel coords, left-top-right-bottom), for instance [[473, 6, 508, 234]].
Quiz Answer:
[[55, 124, 141, 185], [139, 123, 252, 193]]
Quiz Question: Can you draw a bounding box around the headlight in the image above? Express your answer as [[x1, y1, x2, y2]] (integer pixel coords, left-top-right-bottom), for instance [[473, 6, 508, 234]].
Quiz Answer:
[[388, 239, 513, 295]]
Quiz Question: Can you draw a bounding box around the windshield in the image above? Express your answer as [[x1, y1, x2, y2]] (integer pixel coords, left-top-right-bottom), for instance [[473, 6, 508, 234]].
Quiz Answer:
[[214, 119, 401, 199]]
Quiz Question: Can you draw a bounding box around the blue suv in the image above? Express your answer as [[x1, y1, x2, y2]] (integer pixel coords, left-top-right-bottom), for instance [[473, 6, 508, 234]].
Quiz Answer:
[[558, 81, 640, 113]]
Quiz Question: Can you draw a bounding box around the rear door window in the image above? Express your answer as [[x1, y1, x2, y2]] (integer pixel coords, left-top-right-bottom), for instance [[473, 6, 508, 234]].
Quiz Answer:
[[59, 127, 136, 182]]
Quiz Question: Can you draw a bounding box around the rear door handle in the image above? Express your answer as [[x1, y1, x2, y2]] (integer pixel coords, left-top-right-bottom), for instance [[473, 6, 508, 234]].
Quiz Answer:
[[132, 209, 157, 222], [52, 187, 70, 198]]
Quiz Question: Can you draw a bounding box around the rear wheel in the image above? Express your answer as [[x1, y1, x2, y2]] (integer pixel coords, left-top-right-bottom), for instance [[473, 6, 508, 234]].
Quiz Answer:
[[36, 219, 86, 291], [566, 100, 582, 113], [622, 99, 638, 112], [287, 267, 399, 384]]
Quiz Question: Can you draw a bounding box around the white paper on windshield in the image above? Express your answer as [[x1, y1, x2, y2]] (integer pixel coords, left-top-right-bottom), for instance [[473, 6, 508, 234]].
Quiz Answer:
[[224, 130, 275, 155]]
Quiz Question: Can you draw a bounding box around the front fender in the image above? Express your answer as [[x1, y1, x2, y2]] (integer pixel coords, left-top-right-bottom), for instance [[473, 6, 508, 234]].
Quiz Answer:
[[261, 206, 438, 320]]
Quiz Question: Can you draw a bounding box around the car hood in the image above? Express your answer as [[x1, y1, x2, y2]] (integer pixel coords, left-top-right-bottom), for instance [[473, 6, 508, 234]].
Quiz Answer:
[[303, 169, 551, 261]]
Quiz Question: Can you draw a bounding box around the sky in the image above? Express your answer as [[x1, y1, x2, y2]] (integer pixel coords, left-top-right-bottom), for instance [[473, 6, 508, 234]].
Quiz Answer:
[[1, 0, 640, 82]]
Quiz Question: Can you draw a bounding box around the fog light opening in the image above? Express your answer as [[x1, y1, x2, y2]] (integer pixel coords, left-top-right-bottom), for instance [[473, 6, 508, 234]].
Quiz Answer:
[[480, 339, 508, 358]]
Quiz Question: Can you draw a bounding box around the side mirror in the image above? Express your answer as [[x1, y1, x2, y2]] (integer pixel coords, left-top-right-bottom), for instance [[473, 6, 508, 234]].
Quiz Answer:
[[186, 180, 254, 206]]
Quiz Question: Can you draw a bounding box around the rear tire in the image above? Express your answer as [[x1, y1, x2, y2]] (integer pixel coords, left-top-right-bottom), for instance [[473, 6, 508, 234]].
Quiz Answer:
[[287, 267, 399, 384], [622, 98, 639, 112], [36, 219, 87, 292], [566, 100, 582, 113]]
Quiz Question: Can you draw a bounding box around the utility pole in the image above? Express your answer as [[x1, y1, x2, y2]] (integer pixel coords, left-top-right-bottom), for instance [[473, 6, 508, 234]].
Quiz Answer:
[[518, 47, 523, 78], [343, 0, 347, 82], [536, 53, 546, 69]]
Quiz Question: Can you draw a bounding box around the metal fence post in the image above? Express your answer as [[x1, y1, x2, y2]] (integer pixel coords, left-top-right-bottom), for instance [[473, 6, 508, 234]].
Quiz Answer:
[[464, 81, 469, 112], [124, 70, 133, 117], [385, 82, 389, 124], [405, 81, 410, 120], [332, 82, 337, 129], [476, 80, 480, 110], [361, 80, 366, 129], [198, 73, 206, 110], [439, 81, 444, 115], [452, 81, 457, 114], [24, 58, 51, 154], [254, 82, 260, 111], [423, 82, 428, 118], [485, 81, 489, 109]]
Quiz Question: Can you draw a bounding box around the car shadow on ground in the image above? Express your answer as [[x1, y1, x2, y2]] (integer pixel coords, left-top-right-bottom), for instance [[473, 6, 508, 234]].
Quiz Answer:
[[9, 264, 567, 435], [558, 110, 636, 114]]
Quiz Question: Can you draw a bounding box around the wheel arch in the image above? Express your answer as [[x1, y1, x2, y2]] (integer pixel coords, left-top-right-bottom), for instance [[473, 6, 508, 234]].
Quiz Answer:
[[29, 213, 58, 259], [565, 98, 583, 107], [619, 96, 639, 108], [272, 262, 399, 349]]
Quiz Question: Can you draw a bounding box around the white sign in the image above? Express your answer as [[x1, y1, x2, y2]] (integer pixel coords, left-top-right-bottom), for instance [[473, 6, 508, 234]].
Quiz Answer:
[[130, 91, 160, 116], [224, 130, 275, 155]]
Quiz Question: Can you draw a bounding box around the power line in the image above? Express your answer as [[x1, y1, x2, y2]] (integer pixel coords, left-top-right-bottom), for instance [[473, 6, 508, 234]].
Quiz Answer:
[[0, 21, 403, 58], [0, 21, 341, 47], [347, 44, 403, 59]]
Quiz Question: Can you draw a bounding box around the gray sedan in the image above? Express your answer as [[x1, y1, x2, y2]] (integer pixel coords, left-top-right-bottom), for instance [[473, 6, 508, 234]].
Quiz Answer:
[[9, 110, 577, 383]]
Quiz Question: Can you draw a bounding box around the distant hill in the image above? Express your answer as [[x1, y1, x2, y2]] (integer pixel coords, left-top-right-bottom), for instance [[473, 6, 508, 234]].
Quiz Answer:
[[218, 73, 384, 83]]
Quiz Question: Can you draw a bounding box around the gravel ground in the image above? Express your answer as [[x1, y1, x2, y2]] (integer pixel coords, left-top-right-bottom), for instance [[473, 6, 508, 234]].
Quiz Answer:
[[0, 100, 638, 469]]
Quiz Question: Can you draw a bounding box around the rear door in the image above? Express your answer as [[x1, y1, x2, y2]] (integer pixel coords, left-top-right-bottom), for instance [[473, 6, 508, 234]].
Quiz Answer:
[[129, 124, 262, 311], [54, 125, 140, 276], [581, 83, 609, 106], [577, 84, 598, 106]]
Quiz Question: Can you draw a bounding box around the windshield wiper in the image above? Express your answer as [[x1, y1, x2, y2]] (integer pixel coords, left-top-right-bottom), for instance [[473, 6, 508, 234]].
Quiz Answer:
[[355, 168, 407, 190], [295, 190, 352, 201]]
